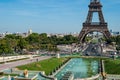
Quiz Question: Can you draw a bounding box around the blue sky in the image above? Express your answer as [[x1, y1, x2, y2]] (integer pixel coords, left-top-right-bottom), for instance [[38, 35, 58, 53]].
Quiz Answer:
[[0, 0, 120, 33]]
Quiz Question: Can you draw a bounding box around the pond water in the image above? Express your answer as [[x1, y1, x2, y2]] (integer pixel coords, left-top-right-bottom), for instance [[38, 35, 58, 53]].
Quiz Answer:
[[55, 58, 99, 80]]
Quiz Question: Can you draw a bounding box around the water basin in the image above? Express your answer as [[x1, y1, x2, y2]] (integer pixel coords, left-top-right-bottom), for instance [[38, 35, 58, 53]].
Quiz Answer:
[[55, 58, 99, 80]]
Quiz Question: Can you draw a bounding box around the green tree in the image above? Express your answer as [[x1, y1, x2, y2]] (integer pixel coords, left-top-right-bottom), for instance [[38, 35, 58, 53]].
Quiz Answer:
[[39, 33, 49, 44], [0, 40, 13, 55], [17, 38, 27, 53], [26, 33, 40, 44]]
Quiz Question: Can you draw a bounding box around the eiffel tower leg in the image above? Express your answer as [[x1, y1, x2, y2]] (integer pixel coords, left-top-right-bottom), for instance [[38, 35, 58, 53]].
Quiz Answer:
[[103, 30, 111, 39], [79, 30, 86, 42], [98, 11, 105, 23], [86, 11, 93, 23]]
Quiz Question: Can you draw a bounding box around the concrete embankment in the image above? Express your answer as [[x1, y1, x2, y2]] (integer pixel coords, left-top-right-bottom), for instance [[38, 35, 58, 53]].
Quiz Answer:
[[75, 74, 100, 80], [0, 55, 37, 62]]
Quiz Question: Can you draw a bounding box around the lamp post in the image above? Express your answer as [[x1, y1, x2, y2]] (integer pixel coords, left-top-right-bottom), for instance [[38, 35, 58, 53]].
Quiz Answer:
[[113, 52, 117, 60], [2, 55, 4, 62], [3, 53, 5, 63]]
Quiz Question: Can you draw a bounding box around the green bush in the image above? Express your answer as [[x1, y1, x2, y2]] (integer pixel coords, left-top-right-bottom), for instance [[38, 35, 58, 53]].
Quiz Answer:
[[0, 72, 4, 75]]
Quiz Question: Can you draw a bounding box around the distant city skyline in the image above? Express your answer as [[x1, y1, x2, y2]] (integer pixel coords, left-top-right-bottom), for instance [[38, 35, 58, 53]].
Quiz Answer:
[[0, 0, 120, 33]]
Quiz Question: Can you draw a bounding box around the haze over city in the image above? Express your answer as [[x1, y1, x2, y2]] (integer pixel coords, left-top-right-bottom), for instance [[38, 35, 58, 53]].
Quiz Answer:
[[0, 0, 120, 33]]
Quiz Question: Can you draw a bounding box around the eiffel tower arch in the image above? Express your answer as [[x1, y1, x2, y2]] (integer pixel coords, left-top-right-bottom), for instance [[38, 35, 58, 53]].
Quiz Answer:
[[79, 0, 111, 42]]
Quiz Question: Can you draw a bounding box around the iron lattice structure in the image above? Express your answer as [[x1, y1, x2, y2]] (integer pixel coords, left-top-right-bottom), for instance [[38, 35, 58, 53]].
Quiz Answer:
[[79, 0, 111, 42]]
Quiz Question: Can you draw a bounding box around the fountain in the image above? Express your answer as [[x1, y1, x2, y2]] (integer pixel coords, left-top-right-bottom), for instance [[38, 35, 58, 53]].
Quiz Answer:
[[23, 69, 28, 78], [14, 69, 38, 80], [8, 75, 11, 80], [55, 58, 99, 80]]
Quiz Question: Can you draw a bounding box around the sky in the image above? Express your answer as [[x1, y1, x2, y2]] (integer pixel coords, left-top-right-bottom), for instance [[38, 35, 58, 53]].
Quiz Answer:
[[0, 0, 120, 33]]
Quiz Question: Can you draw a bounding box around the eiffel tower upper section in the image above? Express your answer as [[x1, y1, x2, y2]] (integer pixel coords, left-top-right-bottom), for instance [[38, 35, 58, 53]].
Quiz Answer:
[[79, 0, 111, 42], [85, 0, 105, 25]]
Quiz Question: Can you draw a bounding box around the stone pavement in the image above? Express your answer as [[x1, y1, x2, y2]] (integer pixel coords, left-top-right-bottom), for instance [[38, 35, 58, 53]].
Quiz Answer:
[[0, 55, 37, 62], [0, 56, 51, 71]]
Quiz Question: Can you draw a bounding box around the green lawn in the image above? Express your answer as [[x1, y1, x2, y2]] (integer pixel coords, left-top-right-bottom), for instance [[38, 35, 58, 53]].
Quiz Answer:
[[91, 38, 99, 44], [16, 57, 68, 75], [104, 59, 120, 74]]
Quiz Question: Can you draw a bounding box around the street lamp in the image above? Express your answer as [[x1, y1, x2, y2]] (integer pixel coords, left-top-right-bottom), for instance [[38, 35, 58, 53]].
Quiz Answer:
[[3, 53, 5, 63], [113, 52, 117, 60]]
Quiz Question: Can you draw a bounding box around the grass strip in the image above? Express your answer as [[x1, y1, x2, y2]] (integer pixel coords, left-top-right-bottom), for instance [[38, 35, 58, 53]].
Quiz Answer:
[[104, 59, 120, 74], [16, 57, 68, 75]]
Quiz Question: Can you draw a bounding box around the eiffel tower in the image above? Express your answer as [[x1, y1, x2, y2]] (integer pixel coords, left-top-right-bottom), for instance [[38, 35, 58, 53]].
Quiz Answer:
[[79, 0, 111, 42]]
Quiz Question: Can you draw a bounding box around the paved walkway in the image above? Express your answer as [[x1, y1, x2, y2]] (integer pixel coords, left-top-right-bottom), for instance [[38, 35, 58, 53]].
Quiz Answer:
[[106, 74, 120, 80], [0, 56, 51, 71], [0, 55, 37, 62]]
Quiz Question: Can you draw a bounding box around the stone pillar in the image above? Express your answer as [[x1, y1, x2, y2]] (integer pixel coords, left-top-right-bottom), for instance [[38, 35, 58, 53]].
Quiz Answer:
[[56, 53, 60, 58], [113, 52, 117, 60], [54, 77, 57, 80], [41, 71, 45, 75]]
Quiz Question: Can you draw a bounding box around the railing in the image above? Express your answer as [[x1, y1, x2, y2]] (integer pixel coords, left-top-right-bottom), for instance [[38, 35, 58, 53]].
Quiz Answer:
[[3, 69, 41, 74], [91, 22, 100, 25], [83, 22, 107, 26]]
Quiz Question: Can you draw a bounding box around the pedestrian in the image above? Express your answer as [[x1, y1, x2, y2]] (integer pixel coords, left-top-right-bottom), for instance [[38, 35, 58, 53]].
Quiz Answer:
[[36, 58, 39, 62]]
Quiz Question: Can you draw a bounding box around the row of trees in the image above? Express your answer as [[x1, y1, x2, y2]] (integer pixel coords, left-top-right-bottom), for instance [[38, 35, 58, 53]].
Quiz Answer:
[[0, 33, 78, 55], [106, 35, 120, 51]]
